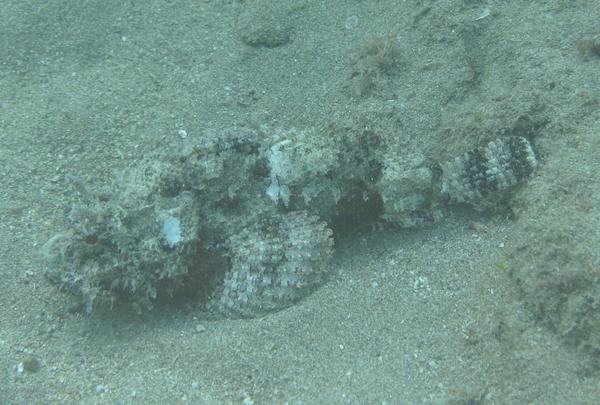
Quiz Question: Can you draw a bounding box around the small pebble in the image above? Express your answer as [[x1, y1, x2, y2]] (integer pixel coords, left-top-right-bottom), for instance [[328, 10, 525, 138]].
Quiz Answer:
[[15, 362, 24, 376], [475, 8, 491, 20]]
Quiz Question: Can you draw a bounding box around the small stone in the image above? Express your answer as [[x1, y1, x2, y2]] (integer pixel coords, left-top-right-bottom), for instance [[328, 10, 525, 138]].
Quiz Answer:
[[195, 324, 207, 333], [475, 8, 491, 20], [15, 362, 24, 376]]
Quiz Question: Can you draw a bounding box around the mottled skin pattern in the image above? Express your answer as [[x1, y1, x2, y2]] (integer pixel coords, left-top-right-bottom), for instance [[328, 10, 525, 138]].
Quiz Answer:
[[43, 127, 537, 318]]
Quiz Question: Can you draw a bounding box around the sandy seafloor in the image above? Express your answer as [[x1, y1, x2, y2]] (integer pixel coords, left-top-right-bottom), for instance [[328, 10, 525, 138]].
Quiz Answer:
[[2, 1, 600, 404]]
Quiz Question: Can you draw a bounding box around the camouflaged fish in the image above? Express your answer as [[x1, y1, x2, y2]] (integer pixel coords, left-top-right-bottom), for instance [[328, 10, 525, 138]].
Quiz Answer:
[[43, 126, 537, 317]]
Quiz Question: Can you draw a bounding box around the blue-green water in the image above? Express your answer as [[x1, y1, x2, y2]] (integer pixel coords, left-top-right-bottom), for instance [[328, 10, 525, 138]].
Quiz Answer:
[[1, 1, 599, 403]]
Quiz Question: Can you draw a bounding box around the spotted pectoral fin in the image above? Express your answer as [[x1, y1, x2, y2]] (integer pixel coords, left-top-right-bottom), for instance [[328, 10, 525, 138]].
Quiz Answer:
[[212, 211, 334, 318]]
